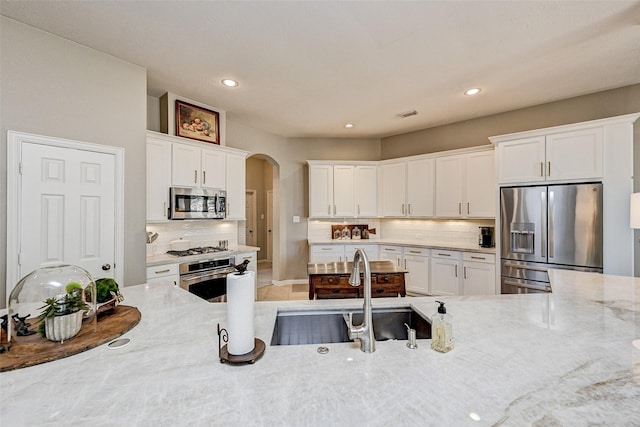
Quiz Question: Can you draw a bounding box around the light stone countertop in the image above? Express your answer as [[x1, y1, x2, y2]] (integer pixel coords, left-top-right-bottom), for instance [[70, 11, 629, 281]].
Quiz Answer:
[[146, 244, 260, 267], [308, 239, 496, 254], [1, 269, 639, 426]]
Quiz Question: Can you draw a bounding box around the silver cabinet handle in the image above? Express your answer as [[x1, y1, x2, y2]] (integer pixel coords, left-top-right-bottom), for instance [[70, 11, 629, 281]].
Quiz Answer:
[[357, 204, 360, 215], [540, 162, 544, 177], [328, 205, 331, 215], [458, 203, 461, 214], [437, 253, 451, 257], [471, 256, 486, 260], [467, 202, 470, 214], [333, 205, 336, 215], [194, 170, 198, 184], [401, 203, 405, 215], [455, 264, 458, 277], [163, 202, 167, 218], [548, 161, 551, 176], [154, 269, 171, 274], [321, 248, 332, 251], [404, 259, 407, 269], [203, 170, 206, 184], [463, 266, 467, 279], [408, 204, 412, 215]]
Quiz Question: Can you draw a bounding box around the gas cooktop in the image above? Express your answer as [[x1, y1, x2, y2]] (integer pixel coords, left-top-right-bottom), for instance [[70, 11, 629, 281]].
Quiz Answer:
[[166, 246, 227, 257]]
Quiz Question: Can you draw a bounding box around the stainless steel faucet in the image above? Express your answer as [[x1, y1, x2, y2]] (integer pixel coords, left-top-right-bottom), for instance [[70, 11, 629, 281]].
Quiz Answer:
[[346, 249, 376, 353]]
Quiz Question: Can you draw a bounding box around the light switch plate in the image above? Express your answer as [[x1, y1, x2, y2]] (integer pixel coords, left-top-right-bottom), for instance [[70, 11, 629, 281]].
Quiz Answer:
[[293, 215, 300, 223]]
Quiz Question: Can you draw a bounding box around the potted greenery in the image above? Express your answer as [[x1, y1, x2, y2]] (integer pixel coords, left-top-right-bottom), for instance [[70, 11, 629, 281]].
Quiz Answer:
[[38, 282, 90, 342]]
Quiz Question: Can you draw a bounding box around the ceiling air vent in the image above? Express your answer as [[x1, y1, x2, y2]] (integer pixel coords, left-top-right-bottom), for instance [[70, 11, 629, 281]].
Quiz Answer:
[[398, 110, 418, 118]]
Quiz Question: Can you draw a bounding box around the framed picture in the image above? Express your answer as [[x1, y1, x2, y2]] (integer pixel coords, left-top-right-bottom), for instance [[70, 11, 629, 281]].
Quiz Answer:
[[175, 100, 220, 144]]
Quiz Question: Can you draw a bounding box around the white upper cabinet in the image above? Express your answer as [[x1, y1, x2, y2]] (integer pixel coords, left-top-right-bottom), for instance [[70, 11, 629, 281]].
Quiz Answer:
[[465, 150, 496, 217], [225, 151, 247, 220], [545, 127, 603, 182], [435, 155, 464, 217], [146, 134, 171, 221], [381, 162, 407, 217], [435, 150, 495, 218], [496, 128, 603, 184], [172, 144, 226, 190], [333, 165, 356, 217], [308, 162, 377, 218], [381, 158, 435, 217], [406, 158, 435, 217]]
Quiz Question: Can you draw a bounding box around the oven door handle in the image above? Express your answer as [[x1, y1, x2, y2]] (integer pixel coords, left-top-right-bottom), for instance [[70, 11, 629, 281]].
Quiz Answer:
[[182, 271, 230, 282]]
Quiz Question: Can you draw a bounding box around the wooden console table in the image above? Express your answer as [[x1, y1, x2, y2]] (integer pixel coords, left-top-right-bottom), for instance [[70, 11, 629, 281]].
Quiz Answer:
[[307, 261, 407, 300]]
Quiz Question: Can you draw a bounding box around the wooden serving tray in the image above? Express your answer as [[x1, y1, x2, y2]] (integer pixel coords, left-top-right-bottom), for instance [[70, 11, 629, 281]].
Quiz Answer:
[[0, 305, 141, 372]]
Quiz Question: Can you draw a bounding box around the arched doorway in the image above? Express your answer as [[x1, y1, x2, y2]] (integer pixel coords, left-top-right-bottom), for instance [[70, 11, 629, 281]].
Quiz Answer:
[[244, 154, 279, 287]]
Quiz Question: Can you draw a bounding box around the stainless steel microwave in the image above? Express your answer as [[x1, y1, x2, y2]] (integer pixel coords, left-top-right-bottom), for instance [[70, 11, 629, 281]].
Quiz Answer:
[[169, 187, 226, 220]]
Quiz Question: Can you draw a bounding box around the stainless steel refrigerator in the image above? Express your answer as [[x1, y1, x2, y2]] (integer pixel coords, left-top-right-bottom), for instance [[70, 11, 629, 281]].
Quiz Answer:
[[500, 183, 603, 293]]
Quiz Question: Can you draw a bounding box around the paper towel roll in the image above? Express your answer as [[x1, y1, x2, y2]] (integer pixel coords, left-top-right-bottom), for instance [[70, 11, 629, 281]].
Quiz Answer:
[[226, 271, 255, 355]]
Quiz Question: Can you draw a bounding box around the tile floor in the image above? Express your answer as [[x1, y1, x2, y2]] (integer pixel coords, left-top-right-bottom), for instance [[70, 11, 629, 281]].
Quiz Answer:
[[256, 262, 310, 301]]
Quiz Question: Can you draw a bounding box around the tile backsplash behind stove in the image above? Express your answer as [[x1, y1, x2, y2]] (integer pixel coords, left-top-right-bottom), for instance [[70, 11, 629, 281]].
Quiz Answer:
[[146, 221, 238, 256]]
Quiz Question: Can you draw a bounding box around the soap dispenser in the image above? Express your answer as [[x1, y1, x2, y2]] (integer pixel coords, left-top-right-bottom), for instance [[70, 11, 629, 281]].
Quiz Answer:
[[431, 301, 453, 353]]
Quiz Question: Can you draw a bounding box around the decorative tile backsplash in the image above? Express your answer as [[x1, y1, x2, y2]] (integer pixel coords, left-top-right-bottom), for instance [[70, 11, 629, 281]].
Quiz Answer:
[[146, 221, 238, 255]]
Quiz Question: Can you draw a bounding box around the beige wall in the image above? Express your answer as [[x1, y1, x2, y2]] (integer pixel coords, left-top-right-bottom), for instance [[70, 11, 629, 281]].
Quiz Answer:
[[381, 84, 640, 159], [0, 17, 148, 305]]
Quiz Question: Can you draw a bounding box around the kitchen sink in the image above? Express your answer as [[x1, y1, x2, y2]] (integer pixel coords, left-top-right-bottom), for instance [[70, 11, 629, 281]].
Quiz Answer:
[[270, 306, 431, 346]]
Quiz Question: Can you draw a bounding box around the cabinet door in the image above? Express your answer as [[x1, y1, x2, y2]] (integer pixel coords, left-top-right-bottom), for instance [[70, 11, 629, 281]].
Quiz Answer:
[[172, 144, 201, 187], [201, 148, 226, 189], [497, 136, 545, 184], [381, 162, 407, 216], [462, 261, 496, 295], [404, 253, 430, 295], [355, 165, 378, 217], [309, 164, 334, 218], [225, 152, 246, 220], [435, 155, 464, 217], [310, 245, 345, 263], [344, 244, 379, 262], [378, 245, 403, 267], [146, 137, 171, 221], [406, 158, 434, 217], [545, 127, 603, 182], [333, 165, 355, 217], [465, 151, 495, 218], [430, 252, 460, 295]]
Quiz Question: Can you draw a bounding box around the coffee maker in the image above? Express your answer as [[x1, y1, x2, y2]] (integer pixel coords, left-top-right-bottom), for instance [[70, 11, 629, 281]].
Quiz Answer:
[[478, 226, 495, 248]]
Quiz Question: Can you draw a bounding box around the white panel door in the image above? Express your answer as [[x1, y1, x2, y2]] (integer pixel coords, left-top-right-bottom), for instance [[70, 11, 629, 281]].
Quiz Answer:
[[245, 190, 257, 246], [266, 190, 273, 263], [20, 143, 116, 280]]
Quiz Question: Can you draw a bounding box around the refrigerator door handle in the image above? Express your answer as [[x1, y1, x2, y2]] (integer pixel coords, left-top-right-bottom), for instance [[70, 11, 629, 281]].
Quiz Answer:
[[548, 190, 554, 259], [540, 190, 546, 259]]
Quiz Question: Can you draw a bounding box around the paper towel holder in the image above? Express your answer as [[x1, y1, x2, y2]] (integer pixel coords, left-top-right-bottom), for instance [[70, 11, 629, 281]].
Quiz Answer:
[[217, 323, 265, 364]]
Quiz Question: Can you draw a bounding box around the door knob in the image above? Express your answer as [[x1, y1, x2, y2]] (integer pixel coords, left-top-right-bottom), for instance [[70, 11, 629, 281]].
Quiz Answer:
[[102, 264, 111, 271]]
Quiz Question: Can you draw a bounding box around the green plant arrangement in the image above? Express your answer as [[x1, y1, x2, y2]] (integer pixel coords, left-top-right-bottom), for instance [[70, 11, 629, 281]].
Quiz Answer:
[[37, 282, 90, 339]]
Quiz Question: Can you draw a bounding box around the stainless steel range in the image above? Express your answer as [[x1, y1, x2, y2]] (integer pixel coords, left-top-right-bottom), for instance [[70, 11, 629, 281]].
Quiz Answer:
[[166, 245, 235, 302]]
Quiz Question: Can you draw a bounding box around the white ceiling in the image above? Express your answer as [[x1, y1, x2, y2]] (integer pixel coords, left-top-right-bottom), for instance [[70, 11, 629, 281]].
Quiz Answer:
[[2, 1, 639, 139]]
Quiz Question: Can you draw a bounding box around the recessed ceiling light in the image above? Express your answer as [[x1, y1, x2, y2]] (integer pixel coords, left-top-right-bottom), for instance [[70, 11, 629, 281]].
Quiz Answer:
[[221, 79, 239, 87], [345, 123, 354, 129], [464, 88, 481, 96]]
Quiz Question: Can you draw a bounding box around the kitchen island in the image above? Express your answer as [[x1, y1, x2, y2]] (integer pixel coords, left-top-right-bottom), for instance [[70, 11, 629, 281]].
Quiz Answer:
[[1, 269, 639, 426]]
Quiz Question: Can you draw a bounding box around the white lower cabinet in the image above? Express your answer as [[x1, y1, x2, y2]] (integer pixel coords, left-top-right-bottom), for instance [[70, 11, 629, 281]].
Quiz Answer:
[[310, 245, 345, 263], [403, 247, 430, 295], [378, 245, 403, 267], [462, 253, 496, 295], [344, 244, 379, 262], [430, 250, 461, 296], [146, 263, 179, 287]]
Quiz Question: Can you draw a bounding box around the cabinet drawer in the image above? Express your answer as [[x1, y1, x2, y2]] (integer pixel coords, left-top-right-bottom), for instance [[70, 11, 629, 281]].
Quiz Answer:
[[379, 245, 402, 253], [374, 274, 403, 285], [432, 249, 460, 259], [463, 252, 495, 264], [403, 247, 430, 257], [146, 263, 179, 279], [316, 288, 358, 298], [311, 245, 344, 254], [319, 275, 351, 288]]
